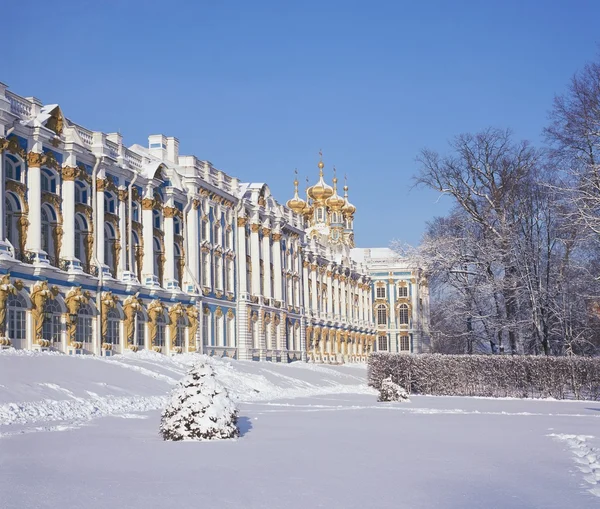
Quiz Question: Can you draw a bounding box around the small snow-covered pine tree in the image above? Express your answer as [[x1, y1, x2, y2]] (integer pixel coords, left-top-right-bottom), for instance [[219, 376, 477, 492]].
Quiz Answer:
[[378, 376, 410, 402], [160, 363, 239, 441]]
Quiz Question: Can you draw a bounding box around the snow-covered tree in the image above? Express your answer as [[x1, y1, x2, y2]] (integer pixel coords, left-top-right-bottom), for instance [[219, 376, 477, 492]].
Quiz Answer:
[[378, 376, 410, 402], [160, 363, 239, 441]]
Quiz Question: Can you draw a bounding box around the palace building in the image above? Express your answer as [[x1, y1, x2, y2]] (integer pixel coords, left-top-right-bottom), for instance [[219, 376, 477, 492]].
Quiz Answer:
[[0, 82, 428, 361]]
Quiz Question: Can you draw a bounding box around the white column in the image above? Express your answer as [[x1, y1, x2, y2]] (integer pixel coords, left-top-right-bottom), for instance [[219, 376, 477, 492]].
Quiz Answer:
[[272, 232, 282, 301], [25, 153, 43, 253], [326, 270, 333, 318], [250, 223, 261, 296], [96, 180, 105, 265], [262, 227, 272, 300], [237, 218, 248, 294], [333, 275, 340, 319], [310, 264, 318, 313], [60, 167, 76, 261], [164, 207, 176, 287], [118, 194, 127, 277], [142, 200, 155, 284], [302, 260, 309, 312], [187, 201, 200, 284], [341, 277, 347, 321]]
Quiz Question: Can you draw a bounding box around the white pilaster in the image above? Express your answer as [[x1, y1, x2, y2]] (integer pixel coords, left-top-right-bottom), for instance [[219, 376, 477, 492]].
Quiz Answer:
[[262, 227, 272, 300], [25, 154, 43, 254], [164, 211, 176, 288], [272, 231, 282, 301], [142, 201, 155, 285], [250, 224, 261, 296]]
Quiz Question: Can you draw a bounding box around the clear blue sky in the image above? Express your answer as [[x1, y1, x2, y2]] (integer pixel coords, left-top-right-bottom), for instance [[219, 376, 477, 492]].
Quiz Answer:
[[3, 1, 600, 247]]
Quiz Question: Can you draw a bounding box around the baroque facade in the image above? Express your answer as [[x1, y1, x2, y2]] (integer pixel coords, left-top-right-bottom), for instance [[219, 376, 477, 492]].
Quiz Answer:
[[350, 248, 431, 354], [0, 82, 395, 362]]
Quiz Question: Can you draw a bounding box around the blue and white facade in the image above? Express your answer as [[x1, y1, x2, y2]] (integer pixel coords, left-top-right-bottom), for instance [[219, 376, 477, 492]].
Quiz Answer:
[[0, 82, 400, 362], [351, 248, 431, 354]]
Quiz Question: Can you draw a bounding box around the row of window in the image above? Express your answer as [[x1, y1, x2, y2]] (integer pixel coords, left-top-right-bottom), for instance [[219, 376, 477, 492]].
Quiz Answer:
[[376, 304, 410, 326], [376, 285, 409, 299], [377, 335, 410, 352]]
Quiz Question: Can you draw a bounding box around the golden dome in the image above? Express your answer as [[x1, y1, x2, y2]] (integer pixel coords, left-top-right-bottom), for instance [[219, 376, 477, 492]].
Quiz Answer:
[[326, 172, 345, 211], [307, 158, 333, 202], [341, 184, 356, 217], [286, 177, 307, 215]]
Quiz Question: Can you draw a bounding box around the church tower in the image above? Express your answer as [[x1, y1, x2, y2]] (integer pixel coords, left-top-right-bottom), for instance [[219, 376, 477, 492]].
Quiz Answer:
[[286, 152, 356, 257]]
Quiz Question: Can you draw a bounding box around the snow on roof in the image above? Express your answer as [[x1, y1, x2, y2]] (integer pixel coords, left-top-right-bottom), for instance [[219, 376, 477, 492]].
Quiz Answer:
[[350, 247, 399, 263]]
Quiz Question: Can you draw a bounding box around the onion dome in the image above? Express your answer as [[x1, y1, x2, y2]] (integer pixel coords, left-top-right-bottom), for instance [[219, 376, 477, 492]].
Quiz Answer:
[[326, 169, 345, 210], [307, 157, 333, 202], [286, 175, 307, 215], [341, 184, 356, 217]]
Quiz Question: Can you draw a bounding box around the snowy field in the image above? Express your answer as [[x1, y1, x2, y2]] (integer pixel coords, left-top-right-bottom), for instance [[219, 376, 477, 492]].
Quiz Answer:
[[1, 350, 599, 508]]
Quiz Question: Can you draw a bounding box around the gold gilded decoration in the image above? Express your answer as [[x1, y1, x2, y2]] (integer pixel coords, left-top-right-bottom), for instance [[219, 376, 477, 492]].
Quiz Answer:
[[123, 293, 143, 348], [27, 151, 43, 167], [192, 199, 201, 210], [61, 166, 78, 181], [6, 180, 28, 213], [0, 276, 24, 338], [261, 227, 271, 237], [100, 292, 119, 342], [168, 303, 186, 349], [84, 234, 94, 269], [52, 225, 63, 262], [17, 216, 29, 257], [226, 309, 234, 319], [215, 306, 223, 318], [186, 305, 199, 352], [147, 300, 166, 349], [163, 206, 177, 218], [0, 138, 8, 153], [42, 151, 59, 170], [65, 287, 90, 348], [45, 106, 64, 136], [30, 281, 59, 346], [141, 198, 154, 210], [250, 223, 260, 233], [117, 189, 128, 202]]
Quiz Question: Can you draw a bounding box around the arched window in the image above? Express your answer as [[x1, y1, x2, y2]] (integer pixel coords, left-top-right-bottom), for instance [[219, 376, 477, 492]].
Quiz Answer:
[[398, 285, 408, 298], [226, 313, 235, 347], [316, 207, 324, 222], [376, 304, 388, 326], [155, 313, 166, 347], [104, 223, 116, 276], [174, 316, 186, 348], [400, 335, 410, 352], [5, 155, 22, 182], [41, 168, 58, 193], [202, 311, 210, 347], [174, 217, 182, 236], [378, 335, 388, 351], [41, 206, 56, 259], [104, 193, 116, 214], [7, 292, 27, 348], [135, 311, 146, 348], [74, 214, 88, 265], [132, 202, 140, 223], [106, 308, 120, 345], [75, 181, 89, 204], [398, 304, 409, 325], [5, 193, 20, 257], [331, 212, 339, 224], [76, 304, 93, 346], [153, 237, 163, 283], [42, 299, 62, 344], [153, 210, 161, 229]]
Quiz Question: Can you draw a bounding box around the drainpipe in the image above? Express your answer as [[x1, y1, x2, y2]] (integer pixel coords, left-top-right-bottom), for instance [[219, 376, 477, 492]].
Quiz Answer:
[[182, 195, 203, 353], [91, 155, 103, 356]]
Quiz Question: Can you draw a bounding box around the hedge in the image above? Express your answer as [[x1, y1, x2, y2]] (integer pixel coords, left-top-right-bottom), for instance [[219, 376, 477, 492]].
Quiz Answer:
[[367, 353, 600, 400]]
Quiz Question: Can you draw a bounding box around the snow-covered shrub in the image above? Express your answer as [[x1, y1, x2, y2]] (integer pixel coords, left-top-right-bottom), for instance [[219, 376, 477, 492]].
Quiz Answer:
[[378, 376, 410, 402], [160, 363, 239, 441], [368, 353, 600, 400]]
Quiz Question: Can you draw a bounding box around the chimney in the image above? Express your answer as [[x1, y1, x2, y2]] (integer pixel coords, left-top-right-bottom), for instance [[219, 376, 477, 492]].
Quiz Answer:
[[166, 136, 179, 164], [148, 134, 167, 160]]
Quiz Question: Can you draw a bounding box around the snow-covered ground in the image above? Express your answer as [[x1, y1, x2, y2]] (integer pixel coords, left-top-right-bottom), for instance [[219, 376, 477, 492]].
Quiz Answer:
[[1, 350, 599, 508]]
